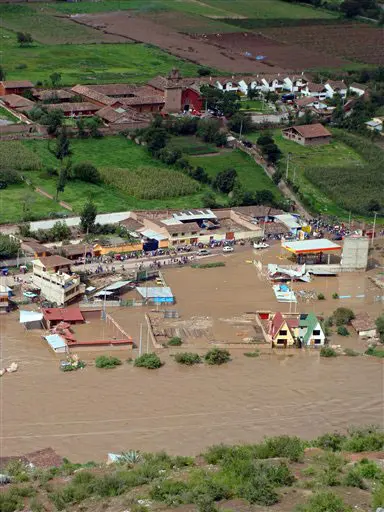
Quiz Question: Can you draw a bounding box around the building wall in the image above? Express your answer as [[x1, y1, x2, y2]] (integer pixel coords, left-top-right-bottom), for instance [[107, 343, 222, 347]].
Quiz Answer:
[[164, 87, 182, 113], [32, 273, 82, 306], [272, 322, 295, 347], [340, 237, 369, 270], [299, 322, 325, 346], [181, 89, 202, 112], [93, 242, 143, 256], [304, 136, 331, 146]]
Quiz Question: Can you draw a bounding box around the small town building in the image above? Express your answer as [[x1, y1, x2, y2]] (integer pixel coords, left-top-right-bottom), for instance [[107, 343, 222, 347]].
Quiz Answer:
[[365, 117, 383, 133], [0, 80, 34, 96], [325, 80, 347, 99], [302, 82, 328, 100], [71, 84, 120, 107], [281, 238, 341, 264], [298, 313, 325, 347], [21, 238, 51, 258], [19, 310, 44, 329], [0, 94, 35, 111], [274, 214, 302, 236], [61, 244, 92, 261], [282, 123, 332, 146], [44, 333, 68, 353], [92, 237, 143, 257], [45, 102, 100, 117], [42, 307, 84, 329], [0, 285, 10, 313], [268, 312, 296, 348], [136, 286, 174, 304], [351, 313, 377, 338], [32, 89, 75, 102], [32, 255, 84, 306], [96, 105, 151, 128], [349, 83, 368, 97]]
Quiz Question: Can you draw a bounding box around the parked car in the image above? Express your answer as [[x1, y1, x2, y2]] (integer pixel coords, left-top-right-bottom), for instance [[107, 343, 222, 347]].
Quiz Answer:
[[223, 246, 234, 253], [198, 249, 211, 256], [253, 242, 270, 250]]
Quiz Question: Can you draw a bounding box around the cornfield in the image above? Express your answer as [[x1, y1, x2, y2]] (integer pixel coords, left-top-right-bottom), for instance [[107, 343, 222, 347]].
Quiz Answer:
[[0, 141, 42, 171], [99, 166, 200, 199]]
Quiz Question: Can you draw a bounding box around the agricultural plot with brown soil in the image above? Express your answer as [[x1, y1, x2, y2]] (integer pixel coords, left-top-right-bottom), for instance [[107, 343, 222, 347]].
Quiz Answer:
[[260, 24, 384, 66], [200, 31, 348, 71]]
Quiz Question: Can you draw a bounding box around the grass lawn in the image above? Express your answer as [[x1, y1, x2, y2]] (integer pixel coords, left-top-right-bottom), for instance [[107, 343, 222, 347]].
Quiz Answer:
[[170, 136, 218, 155], [0, 27, 204, 86], [189, 149, 282, 200], [0, 184, 67, 224], [204, 0, 336, 18], [247, 129, 366, 219], [240, 99, 275, 113], [0, 105, 19, 123]]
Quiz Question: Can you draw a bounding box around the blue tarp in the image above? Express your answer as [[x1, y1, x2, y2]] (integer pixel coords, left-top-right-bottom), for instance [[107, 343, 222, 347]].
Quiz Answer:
[[136, 287, 173, 299]]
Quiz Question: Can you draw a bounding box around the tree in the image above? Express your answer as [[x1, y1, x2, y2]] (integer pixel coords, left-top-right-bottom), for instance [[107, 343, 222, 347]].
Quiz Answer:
[[376, 315, 384, 343], [0, 234, 20, 258], [85, 116, 102, 138], [134, 353, 162, 369], [190, 166, 210, 184], [262, 143, 281, 164], [340, 0, 361, 17], [197, 67, 210, 76], [202, 191, 217, 208], [53, 128, 71, 161], [255, 189, 275, 205], [204, 348, 231, 365], [51, 221, 71, 241], [247, 88, 259, 100], [213, 168, 237, 194], [16, 32, 33, 47], [21, 192, 35, 221], [200, 85, 240, 117], [227, 112, 254, 134], [76, 118, 87, 139], [272, 169, 283, 185], [197, 118, 221, 143], [144, 127, 169, 154], [42, 109, 64, 135], [50, 72, 62, 88], [257, 134, 274, 147], [0, 65, 6, 81], [56, 165, 68, 201], [80, 199, 97, 233], [73, 162, 100, 184], [332, 307, 355, 326]]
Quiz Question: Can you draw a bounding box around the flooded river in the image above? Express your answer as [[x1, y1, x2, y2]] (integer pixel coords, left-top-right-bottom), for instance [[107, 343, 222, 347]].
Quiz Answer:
[[1, 247, 383, 462]]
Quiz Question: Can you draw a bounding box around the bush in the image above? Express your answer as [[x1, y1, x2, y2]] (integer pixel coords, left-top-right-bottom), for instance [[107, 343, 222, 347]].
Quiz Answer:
[[317, 293, 325, 300], [174, 352, 201, 365], [314, 431, 347, 452], [244, 350, 260, 357], [342, 425, 384, 452], [95, 355, 122, 369], [191, 262, 225, 269], [332, 292, 339, 299], [332, 307, 355, 326], [320, 346, 337, 358], [167, 337, 182, 346], [264, 435, 304, 462], [149, 479, 189, 506], [365, 346, 384, 358], [373, 484, 384, 509], [343, 469, 367, 489], [72, 162, 101, 184], [203, 444, 231, 464], [240, 478, 279, 506], [296, 491, 352, 512], [337, 326, 349, 336], [344, 348, 359, 356], [0, 168, 22, 185], [204, 348, 231, 365], [134, 353, 162, 369], [356, 458, 384, 480]]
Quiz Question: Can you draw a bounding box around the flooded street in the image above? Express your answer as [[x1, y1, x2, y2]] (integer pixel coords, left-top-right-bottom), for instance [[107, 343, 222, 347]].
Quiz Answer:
[[1, 247, 383, 462]]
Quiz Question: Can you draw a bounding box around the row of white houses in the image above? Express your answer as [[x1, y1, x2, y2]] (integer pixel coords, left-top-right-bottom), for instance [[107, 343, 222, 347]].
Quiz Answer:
[[210, 75, 366, 100]]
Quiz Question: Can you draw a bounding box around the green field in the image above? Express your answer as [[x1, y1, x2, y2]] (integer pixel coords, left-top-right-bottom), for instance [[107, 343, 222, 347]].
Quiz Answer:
[[0, 106, 19, 124], [0, 27, 204, 86], [247, 128, 383, 221], [240, 99, 275, 113], [189, 149, 282, 200], [204, 0, 336, 18], [170, 136, 219, 155]]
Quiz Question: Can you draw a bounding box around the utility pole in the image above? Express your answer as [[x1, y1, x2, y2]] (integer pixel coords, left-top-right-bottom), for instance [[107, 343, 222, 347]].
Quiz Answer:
[[239, 118, 243, 141], [286, 152, 291, 180], [371, 211, 377, 248], [293, 165, 296, 183], [146, 324, 150, 354], [348, 211, 351, 231]]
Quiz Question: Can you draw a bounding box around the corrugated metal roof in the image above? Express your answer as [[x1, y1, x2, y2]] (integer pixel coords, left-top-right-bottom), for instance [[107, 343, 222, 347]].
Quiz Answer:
[[139, 229, 168, 241], [104, 280, 131, 291], [44, 334, 67, 350], [19, 310, 43, 324], [275, 214, 301, 230], [282, 239, 341, 254], [136, 287, 173, 299], [29, 212, 132, 231]]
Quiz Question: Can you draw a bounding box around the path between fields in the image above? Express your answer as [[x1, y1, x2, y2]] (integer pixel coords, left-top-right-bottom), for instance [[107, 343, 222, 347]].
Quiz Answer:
[[34, 186, 73, 211], [235, 140, 312, 220], [187, 0, 247, 18]]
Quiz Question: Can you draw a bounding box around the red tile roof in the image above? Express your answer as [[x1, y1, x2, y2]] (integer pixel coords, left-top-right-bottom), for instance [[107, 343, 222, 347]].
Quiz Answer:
[[43, 307, 84, 323], [284, 123, 331, 139], [37, 255, 72, 268], [269, 312, 285, 337], [32, 89, 75, 101], [1, 80, 34, 89], [71, 85, 117, 106], [46, 102, 100, 113], [306, 82, 326, 93], [0, 94, 35, 108], [118, 95, 165, 106]]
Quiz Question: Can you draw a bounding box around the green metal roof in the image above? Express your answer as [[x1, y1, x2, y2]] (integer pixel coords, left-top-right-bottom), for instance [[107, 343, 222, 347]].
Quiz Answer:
[[299, 312, 319, 343]]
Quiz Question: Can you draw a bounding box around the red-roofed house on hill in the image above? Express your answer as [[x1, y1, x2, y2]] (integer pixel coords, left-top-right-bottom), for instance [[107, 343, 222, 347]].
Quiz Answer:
[[268, 312, 296, 348], [0, 80, 34, 96], [282, 123, 331, 146]]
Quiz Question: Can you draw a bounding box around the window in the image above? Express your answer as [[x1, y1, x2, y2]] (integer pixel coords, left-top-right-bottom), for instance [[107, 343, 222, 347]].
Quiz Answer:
[[314, 339, 322, 344], [276, 339, 285, 345], [313, 330, 321, 335], [279, 330, 287, 336]]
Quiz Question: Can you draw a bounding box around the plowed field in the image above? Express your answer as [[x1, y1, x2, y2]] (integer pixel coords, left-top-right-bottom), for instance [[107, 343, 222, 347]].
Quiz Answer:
[[261, 24, 384, 65]]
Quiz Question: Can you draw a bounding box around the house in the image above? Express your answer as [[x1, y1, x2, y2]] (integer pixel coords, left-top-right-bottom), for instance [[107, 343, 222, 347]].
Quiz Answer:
[[261, 74, 285, 93], [45, 102, 100, 117], [61, 244, 93, 261], [298, 313, 325, 347], [365, 117, 383, 133], [268, 312, 296, 347], [351, 313, 377, 338], [71, 85, 121, 107], [349, 82, 368, 97], [83, 84, 139, 98], [0, 94, 35, 111], [0, 285, 10, 313], [31, 255, 85, 306], [96, 105, 151, 128], [0, 80, 34, 96], [32, 89, 75, 103], [282, 123, 332, 146], [325, 80, 347, 99], [21, 238, 51, 258], [283, 74, 309, 92], [117, 95, 165, 113], [92, 237, 143, 257], [301, 82, 328, 100], [294, 97, 328, 111], [42, 307, 84, 329]]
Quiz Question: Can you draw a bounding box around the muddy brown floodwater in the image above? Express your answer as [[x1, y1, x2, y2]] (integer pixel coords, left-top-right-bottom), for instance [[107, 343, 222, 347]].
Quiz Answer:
[[1, 248, 383, 462]]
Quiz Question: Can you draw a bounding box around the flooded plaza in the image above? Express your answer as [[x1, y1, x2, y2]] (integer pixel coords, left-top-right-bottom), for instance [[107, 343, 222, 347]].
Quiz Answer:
[[1, 246, 383, 462]]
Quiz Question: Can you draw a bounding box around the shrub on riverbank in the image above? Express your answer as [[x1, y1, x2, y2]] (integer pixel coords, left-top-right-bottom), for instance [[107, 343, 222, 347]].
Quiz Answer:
[[174, 352, 201, 366], [204, 348, 231, 365], [320, 346, 338, 358], [95, 355, 122, 369], [134, 353, 162, 369]]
